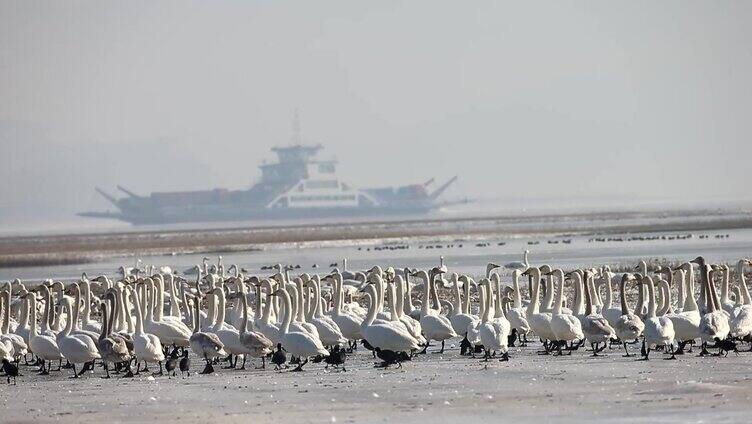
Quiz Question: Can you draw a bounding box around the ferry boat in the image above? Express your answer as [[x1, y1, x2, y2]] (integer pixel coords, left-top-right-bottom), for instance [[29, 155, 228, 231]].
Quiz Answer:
[[80, 144, 457, 225]]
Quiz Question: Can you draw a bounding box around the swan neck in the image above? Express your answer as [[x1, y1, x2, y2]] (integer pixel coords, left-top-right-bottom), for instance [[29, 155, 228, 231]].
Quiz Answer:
[[216, 289, 227, 326], [1, 290, 10, 334], [421, 272, 430, 314], [431, 278, 440, 313], [240, 293, 249, 333], [528, 274, 541, 315], [738, 261, 752, 305], [62, 300, 74, 336], [602, 274, 613, 307], [279, 290, 292, 335], [29, 296, 38, 337], [17, 291, 29, 328], [584, 275, 593, 316], [553, 272, 564, 315], [451, 276, 461, 317], [99, 303, 108, 340], [132, 289, 145, 334], [676, 270, 685, 310], [512, 273, 523, 309], [646, 278, 657, 318], [619, 277, 629, 315], [573, 273, 584, 315], [82, 282, 92, 324]]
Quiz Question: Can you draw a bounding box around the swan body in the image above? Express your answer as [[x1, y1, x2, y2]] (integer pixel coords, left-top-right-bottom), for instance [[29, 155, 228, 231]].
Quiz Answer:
[[523, 267, 556, 344], [641, 276, 675, 355], [548, 269, 584, 343], [507, 270, 531, 336], [56, 298, 101, 375], [580, 271, 615, 348], [478, 278, 509, 357], [274, 288, 329, 361], [415, 270, 457, 348], [129, 287, 166, 366], [360, 284, 420, 352], [26, 294, 63, 365]]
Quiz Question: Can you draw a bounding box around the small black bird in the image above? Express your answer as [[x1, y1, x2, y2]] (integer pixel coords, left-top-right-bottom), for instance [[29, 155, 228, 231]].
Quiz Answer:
[[361, 339, 376, 357], [2, 359, 20, 385], [507, 328, 518, 348], [271, 343, 287, 370], [714, 338, 739, 357], [324, 345, 347, 371], [179, 350, 190, 377], [374, 348, 409, 369], [165, 352, 179, 377], [460, 334, 472, 356]]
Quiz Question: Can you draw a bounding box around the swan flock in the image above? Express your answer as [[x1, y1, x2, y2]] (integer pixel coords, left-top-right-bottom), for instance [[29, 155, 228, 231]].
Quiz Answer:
[[1, 254, 751, 385]]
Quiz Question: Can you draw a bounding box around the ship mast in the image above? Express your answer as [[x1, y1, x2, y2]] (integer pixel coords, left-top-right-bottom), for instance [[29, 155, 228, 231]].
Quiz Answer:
[[291, 108, 301, 145]]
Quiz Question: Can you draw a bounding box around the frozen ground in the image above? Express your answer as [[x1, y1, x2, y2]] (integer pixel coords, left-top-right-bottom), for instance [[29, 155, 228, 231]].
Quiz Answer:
[[2, 340, 751, 423]]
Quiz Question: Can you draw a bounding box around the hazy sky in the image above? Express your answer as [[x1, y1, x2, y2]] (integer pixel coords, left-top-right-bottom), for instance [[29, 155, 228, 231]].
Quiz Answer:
[[1, 1, 751, 231]]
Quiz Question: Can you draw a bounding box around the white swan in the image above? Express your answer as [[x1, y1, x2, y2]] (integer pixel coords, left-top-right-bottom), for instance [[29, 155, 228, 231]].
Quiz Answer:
[[579, 270, 615, 356], [97, 294, 131, 378], [639, 275, 675, 360], [522, 267, 555, 354], [599, 267, 622, 328], [233, 289, 273, 369], [414, 269, 457, 353], [729, 259, 752, 339], [392, 275, 426, 345], [505, 250, 530, 271], [1, 288, 27, 360], [324, 272, 363, 344], [360, 283, 421, 353], [255, 279, 282, 345], [143, 278, 191, 349], [273, 287, 328, 371], [75, 279, 101, 335], [56, 297, 101, 377], [208, 287, 247, 369], [306, 276, 347, 347], [506, 269, 531, 345], [547, 268, 584, 355], [129, 285, 166, 375], [665, 263, 700, 354], [448, 274, 479, 338], [26, 291, 62, 374], [692, 257, 730, 355], [478, 278, 510, 361], [188, 292, 226, 374], [613, 274, 644, 357]]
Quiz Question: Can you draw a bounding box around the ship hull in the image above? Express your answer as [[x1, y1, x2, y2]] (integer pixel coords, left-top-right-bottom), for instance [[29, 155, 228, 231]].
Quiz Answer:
[[79, 205, 434, 225]]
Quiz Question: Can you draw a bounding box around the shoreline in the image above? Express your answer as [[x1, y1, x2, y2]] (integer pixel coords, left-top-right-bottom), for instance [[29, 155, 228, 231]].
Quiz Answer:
[[1, 208, 750, 269]]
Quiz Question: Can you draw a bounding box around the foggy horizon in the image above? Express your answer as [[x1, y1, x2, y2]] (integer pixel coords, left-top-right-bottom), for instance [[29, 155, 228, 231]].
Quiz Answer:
[[2, 2, 752, 234]]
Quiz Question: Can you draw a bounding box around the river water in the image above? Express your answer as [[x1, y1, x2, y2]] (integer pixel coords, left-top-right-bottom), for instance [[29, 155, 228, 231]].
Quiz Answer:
[[2, 226, 750, 282]]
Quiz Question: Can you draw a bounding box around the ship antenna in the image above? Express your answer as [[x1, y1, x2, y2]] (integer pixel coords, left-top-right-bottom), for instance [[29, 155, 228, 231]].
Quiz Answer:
[[291, 108, 301, 146]]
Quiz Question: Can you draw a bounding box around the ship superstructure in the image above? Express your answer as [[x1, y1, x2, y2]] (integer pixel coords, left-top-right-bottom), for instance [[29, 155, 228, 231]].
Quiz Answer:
[[81, 143, 456, 225]]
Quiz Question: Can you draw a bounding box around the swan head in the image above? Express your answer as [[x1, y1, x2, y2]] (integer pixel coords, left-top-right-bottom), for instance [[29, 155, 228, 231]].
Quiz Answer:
[[367, 266, 384, 278], [521, 267, 539, 277], [690, 256, 705, 266]]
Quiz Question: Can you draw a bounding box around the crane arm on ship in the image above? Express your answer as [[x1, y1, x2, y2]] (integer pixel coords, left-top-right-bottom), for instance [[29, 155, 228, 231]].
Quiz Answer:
[[95, 187, 120, 207], [428, 176, 458, 200], [117, 185, 143, 199]]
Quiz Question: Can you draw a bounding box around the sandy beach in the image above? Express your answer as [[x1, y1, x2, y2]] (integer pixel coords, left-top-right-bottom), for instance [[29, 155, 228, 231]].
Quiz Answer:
[[1, 340, 751, 424]]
